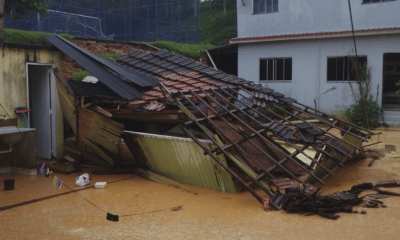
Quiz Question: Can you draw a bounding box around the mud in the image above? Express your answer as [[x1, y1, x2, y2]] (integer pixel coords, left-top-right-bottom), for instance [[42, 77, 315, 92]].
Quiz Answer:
[[1, 130, 400, 239], [61, 40, 155, 80]]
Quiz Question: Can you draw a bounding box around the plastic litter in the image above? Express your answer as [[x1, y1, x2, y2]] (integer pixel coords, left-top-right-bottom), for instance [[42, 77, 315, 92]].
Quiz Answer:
[[75, 173, 90, 187], [94, 182, 107, 189]]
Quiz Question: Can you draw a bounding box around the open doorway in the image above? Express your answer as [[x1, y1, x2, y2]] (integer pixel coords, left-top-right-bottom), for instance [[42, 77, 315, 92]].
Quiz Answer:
[[382, 53, 400, 110], [26, 64, 57, 160]]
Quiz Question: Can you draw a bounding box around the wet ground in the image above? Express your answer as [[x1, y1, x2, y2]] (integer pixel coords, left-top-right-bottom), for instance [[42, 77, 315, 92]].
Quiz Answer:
[[1, 129, 400, 239]]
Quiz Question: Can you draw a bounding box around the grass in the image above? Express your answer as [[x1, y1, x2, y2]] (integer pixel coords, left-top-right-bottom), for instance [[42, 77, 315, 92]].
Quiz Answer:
[[99, 53, 121, 61], [71, 70, 91, 81], [147, 41, 215, 59], [4, 28, 74, 44]]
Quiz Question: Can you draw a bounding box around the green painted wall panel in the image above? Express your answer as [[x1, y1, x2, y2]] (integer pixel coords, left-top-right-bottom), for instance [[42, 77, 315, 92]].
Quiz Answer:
[[129, 131, 236, 193]]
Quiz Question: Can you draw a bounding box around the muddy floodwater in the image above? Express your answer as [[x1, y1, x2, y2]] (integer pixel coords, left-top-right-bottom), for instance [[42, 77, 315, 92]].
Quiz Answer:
[[1, 129, 400, 239]]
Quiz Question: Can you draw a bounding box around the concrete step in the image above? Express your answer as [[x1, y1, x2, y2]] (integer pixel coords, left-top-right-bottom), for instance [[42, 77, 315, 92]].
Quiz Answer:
[[382, 110, 400, 126]]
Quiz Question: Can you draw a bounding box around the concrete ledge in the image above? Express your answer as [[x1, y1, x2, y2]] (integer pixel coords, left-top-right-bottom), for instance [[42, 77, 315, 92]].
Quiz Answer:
[[0, 167, 37, 175]]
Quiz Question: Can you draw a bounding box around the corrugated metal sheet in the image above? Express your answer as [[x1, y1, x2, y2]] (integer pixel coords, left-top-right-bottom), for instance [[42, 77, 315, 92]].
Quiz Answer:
[[68, 81, 119, 98], [125, 131, 236, 193], [43, 35, 141, 101]]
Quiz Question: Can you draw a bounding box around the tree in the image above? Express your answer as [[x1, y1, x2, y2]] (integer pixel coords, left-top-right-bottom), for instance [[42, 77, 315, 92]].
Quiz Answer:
[[0, 0, 49, 41]]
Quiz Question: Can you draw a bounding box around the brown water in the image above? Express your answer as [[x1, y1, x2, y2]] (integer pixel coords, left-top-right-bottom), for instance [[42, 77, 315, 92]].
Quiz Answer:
[[1, 130, 400, 239]]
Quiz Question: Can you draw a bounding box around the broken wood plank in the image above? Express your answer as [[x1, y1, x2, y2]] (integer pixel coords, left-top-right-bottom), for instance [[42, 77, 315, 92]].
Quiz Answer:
[[94, 106, 112, 118], [77, 107, 123, 166], [56, 77, 77, 135]]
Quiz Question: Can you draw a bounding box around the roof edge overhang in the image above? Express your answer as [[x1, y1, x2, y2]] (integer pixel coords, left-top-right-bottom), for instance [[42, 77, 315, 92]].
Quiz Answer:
[[230, 27, 400, 44], [0, 41, 56, 50]]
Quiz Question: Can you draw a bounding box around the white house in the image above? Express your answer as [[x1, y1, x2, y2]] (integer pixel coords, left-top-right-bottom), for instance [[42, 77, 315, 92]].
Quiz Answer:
[[231, 0, 400, 124]]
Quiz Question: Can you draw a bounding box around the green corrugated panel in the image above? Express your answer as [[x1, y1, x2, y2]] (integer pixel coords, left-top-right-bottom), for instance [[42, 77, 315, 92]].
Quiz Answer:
[[132, 132, 236, 193]]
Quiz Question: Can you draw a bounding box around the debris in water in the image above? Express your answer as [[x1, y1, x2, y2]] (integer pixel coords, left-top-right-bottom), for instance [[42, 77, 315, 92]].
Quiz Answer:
[[171, 206, 183, 211]]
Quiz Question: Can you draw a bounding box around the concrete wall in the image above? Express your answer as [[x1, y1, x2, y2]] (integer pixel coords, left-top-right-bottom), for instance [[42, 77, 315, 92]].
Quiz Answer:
[[237, 34, 400, 114], [237, 0, 400, 38], [0, 45, 64, 159]]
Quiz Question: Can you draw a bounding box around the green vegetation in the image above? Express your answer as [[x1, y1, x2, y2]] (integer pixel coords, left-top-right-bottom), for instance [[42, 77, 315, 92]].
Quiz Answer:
[[4, 29, 74, 44], [344, 58, 383, 129], [148, 41, 215, 58], [1, 0, 50, 41], [3, 0, 236, 55], [200, 0, 237, 46], [71, 70, 91, 81], [99, 53, 122, 61]]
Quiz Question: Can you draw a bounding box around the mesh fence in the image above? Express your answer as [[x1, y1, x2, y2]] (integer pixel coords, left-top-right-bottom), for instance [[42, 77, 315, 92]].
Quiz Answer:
[[5, 0, 201, 43]]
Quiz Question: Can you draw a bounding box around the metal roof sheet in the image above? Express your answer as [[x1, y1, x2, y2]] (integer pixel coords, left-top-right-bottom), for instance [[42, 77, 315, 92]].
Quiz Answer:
[[68, 81, 119, 98], [44, 35, 142, 101], [55, 35, 158, 88]]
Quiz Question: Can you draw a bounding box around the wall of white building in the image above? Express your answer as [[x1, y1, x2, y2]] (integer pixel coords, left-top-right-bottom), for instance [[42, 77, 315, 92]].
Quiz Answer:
[[237, 0, 400, 38], [237, 34, 400, 114]]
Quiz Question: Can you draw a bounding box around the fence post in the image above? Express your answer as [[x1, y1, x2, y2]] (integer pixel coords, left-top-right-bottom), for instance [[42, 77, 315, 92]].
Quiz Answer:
[[171, 3, 174, 42], [124, 8, 128, 41], [178, 0, 181, 43], [198, 0, 201, 44], [102, 12, 107, 37], [98, 0, 101, 39], [37, 13, 41, 32], [194, 0, 198, 17], [128, 0, 132, 41], [147, 6, 150, 41], [155, 0, 158, 41], [98, 0, 101, 18]]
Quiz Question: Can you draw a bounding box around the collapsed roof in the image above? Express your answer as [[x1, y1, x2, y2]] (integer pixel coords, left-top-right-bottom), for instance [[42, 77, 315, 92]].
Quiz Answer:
[[47, 35, 378, 206]]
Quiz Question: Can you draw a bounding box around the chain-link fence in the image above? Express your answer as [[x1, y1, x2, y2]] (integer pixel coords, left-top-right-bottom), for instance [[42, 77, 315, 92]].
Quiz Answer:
[[5, 0, 201, 43]]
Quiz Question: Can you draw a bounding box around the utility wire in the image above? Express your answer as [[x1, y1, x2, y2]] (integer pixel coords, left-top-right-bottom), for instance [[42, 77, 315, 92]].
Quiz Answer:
[[63, 183, 107, 213]]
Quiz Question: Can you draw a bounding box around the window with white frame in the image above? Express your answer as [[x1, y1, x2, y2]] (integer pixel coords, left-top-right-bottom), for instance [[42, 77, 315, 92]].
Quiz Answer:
[[327, 56, 367, 81], [254, 0, 278, 14], [259, 58, 292, 81]]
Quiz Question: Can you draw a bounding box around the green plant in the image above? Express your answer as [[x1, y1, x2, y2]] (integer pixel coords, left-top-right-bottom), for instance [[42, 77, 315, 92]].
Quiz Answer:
[[71, 71, 91, 81], [200, 1, 237, 46], [100, 53, 121, 61], [344, 58, 383, 129], [147, 41, 215, 59], [396, 80, 400, 95], [344, 99, 381, 129], [4, 28, 74, 44]]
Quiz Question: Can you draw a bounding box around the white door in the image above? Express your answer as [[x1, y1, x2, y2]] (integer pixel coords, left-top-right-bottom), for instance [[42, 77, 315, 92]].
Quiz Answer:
[[28, 65, 55, 159]]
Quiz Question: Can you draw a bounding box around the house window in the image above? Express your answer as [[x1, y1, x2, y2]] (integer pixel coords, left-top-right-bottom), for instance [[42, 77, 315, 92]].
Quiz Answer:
[[254, 0, 278, 14], [260, 58, 292, 81], [362, 0, 396, 3], [327, 56, 367, 81]]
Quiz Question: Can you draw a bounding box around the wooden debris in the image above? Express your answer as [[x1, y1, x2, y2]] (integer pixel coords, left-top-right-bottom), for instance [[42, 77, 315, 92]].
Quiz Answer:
[[94, 106, 112, 118], [77, 107, 124, 167], [64, 155, 76, 162]]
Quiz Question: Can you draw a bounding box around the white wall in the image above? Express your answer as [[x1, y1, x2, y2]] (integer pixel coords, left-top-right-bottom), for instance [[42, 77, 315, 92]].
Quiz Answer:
[[237, 0, 400, 38], [238, 34, 400, 114]]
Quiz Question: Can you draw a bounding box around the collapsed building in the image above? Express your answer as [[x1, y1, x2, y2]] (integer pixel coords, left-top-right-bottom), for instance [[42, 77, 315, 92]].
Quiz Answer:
[[44, 35, 378, 207]]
